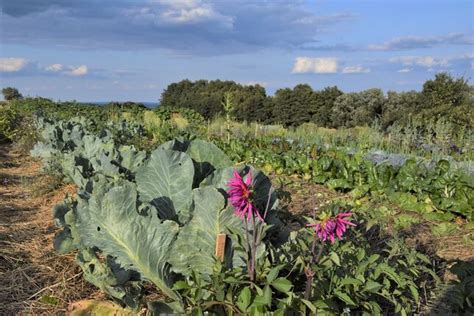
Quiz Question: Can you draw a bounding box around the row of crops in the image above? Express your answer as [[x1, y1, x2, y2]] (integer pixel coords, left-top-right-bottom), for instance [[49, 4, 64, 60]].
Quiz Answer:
[[214, 137, 473, 221], [30, 116, 472, 314]]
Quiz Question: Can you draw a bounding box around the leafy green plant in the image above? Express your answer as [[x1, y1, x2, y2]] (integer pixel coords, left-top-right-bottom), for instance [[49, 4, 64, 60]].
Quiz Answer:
[[30, 116, 452, 314], [0, 104, 21, 141]]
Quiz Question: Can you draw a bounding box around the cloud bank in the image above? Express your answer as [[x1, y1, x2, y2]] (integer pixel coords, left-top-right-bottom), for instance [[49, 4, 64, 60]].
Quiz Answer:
[[1, 0, 353, 56]]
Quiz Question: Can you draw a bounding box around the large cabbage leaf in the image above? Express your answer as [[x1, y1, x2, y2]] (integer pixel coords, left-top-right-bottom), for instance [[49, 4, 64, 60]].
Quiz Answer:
[[136, 149, 194, 222], [76, 248, 142, 309], [169, 186, 242, 277], [159, 139, 232, 187], [74, 182, 180, 301]]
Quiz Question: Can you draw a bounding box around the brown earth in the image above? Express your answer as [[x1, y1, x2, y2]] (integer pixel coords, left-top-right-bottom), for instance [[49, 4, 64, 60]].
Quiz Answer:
[[0, 142, 100, 315]]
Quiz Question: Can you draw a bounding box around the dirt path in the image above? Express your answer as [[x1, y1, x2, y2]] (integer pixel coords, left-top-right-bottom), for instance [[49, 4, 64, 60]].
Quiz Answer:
[[0, 143, 97, 315]]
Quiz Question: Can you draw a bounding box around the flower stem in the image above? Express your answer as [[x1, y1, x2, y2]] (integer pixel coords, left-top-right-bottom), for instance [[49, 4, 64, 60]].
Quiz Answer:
[[250, 211, 257, 282], [304, 237, 325, 300], [254, 187, 273, 259], [244, 217, 252, 281]]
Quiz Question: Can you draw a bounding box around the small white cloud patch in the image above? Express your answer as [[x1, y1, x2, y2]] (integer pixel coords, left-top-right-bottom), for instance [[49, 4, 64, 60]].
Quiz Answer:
[[390, 56, 448, 68], [148, 0, 233, 27], [397, 68, 412, 73], [45, 63, 64, 72], [292, 57, 338, 74], [342, 66, 370, 74], [0, 57, 28, 72], [67, 65, 88, 76]]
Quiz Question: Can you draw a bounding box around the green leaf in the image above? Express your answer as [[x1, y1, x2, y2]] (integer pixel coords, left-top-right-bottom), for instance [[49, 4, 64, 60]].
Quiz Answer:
[[329, 252, 341, 266], [253, 285, 272, 306], [75, 182, 180, 301], [169, 187, 243, 278], [409, 285, 419, 303], [117, 145, 146, 172], [186, 139, 232, 186], [368, 254, 380, 264], [301, 299, 317, 313], [266, 265, 283, 283], [159, 139, 232, 187], [364, 281, 383, 293], [76, 248, 142, 308], [327, 178, 351, 190], [334, 290, 356, 306], [172, 281, 190, 290], [271, 278, 293, 293], [136, 148, 194, 222], [237, 287, 252, 312], [431, 222, 458, 237], [340, 277, 363, 287], [388, 192, 419, 211]]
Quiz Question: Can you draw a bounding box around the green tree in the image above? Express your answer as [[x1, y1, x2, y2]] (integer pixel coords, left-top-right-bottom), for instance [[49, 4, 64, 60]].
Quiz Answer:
[[269, 84, 315, 127], [416, 73, 473, 131], [160, 80, 267, 120], [420, 72, 470, 110], [331, 89, 385, 127], [352, 89, 385, 126], [2, 87, 23, 101], [232, 84, 267, 122], [381, 91, 421, 129], [312, 86, 343, 127], [271, 88, 294, 126]]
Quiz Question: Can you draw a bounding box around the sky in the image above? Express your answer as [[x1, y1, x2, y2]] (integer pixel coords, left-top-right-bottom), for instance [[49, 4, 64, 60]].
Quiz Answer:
[[0, 0, 473, 102]]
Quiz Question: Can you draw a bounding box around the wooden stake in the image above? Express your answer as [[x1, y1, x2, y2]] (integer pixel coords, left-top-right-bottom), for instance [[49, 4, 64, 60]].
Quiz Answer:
[[215, 233, 227, 262]]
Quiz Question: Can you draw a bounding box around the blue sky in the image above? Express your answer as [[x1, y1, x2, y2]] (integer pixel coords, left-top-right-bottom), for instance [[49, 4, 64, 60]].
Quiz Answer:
[[1, 0, 473, 101]]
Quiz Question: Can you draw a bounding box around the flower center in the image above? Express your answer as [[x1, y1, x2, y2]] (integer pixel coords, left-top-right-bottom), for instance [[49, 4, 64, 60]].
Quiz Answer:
[[242, 187, 251, 199]]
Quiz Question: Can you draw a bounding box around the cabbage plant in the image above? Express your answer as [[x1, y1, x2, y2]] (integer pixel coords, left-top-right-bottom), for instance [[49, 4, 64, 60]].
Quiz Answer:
[[51, 134, 283, 311]]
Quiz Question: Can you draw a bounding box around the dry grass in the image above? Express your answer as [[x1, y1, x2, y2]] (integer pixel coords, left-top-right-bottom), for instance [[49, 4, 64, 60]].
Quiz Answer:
[[0, 143, 99, 315]]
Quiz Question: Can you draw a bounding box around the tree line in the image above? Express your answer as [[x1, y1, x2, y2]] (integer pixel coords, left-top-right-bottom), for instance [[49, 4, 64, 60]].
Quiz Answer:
[[160, 73, 473, 131]]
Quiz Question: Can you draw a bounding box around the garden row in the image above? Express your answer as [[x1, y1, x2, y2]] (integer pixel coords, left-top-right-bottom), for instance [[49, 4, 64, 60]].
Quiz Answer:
[[29, 116, 460, 315], [214, 137, 473, 221]]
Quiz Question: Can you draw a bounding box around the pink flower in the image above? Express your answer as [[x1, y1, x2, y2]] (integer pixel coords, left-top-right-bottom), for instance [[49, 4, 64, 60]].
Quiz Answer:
[[227, 170, 263, 221], [334, 212, 356, 239], [307, 212, 356, 243]]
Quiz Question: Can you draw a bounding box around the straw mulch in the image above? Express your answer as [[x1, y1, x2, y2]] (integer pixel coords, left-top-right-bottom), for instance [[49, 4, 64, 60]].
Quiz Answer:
[[0, 143, 100, 315]]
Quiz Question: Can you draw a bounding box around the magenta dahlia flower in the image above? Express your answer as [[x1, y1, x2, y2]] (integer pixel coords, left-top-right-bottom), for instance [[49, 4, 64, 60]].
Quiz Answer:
[[334, 212, 356, 239], [307, 212, 355, 243], [227, 170, 263, 221]]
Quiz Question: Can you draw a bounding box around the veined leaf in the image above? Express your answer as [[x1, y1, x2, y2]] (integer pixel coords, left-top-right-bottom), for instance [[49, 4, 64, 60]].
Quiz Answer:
[[186, 139, 232, 186], [75, 182, 180, 301], [136, 148, 194, 222], [169, 186, 243, 278]]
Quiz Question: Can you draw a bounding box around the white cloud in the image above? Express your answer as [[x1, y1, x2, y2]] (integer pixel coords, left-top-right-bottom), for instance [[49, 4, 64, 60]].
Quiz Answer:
[[292, 57, 338, 74], [67, 65, 88, 76], [144, 0, 234, 27], [45, 63, 64, 72], [390, 56, 449, 68], [0, 57, 28, 72], [342, 65, 370, 74], [368, 33, 473, 51], [464, 52, 474, 59], [397, 68, 412, 73]]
